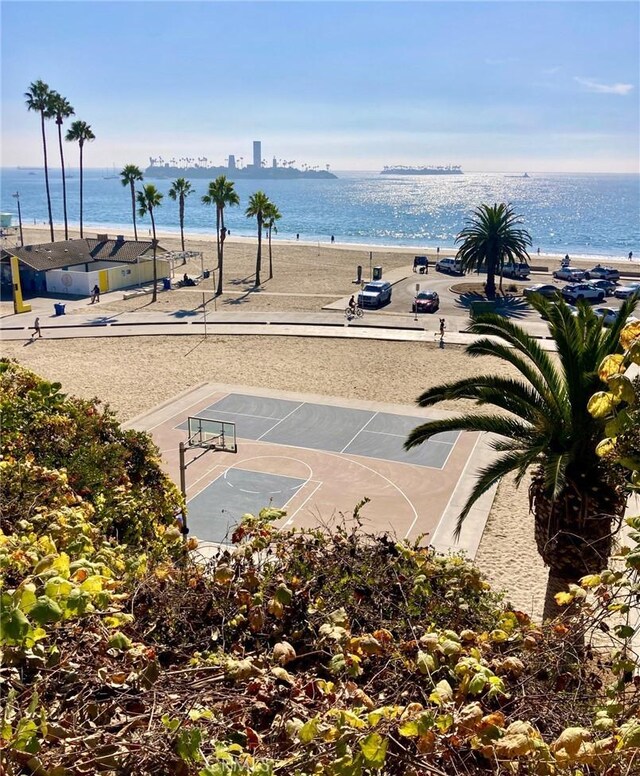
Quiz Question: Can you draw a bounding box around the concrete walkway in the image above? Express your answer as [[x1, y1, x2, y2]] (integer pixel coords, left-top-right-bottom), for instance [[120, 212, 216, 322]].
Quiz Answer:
[[1, 265, 557, 349]]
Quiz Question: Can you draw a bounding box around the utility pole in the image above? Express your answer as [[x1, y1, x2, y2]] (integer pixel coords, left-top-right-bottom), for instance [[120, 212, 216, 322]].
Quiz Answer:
[[12, 192, 24, 246]]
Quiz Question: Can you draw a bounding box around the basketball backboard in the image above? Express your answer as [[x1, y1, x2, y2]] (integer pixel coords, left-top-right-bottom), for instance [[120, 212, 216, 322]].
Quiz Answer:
[[187, 416, 237, 453]]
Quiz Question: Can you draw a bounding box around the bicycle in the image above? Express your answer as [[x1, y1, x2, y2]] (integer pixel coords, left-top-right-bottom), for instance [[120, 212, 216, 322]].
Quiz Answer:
[[345, 306, 364, 320]]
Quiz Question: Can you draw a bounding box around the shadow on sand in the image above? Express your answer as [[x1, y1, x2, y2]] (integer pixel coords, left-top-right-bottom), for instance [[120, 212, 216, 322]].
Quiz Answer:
[[455, 291, 531, 319]]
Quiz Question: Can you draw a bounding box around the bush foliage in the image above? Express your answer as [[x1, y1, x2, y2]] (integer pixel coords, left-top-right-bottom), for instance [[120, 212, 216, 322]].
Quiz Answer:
[[1, 359, 639, 775]]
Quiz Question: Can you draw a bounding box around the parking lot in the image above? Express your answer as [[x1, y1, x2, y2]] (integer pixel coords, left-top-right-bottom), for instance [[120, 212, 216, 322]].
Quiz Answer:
[[368, 265, 636, 325]]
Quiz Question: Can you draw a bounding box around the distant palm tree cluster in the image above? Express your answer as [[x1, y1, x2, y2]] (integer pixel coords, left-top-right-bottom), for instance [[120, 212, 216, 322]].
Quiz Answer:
[[123, 168, 281, 297], [25, 80, 95, 240]]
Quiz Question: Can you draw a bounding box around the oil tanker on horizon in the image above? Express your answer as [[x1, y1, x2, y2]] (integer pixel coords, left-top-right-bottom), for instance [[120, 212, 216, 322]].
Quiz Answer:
[[381, 164, 463, 175]]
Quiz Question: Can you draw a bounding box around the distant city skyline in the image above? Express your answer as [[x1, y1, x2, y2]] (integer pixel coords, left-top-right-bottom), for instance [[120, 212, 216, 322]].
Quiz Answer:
[[1, 1, 638, 173]]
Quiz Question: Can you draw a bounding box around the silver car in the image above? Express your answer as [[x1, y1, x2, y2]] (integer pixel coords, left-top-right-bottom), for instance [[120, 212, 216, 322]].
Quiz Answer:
[[614, 282, 640, 299]]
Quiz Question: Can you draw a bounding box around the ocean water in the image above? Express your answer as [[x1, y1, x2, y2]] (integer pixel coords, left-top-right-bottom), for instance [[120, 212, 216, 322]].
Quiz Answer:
[[1, 168, 638, 259]]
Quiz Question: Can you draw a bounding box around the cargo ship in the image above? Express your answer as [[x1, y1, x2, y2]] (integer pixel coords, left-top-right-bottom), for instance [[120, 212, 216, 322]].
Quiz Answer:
[[381, 165, 463, 175]]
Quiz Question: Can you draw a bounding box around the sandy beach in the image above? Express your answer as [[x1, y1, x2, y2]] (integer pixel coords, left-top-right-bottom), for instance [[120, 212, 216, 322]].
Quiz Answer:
[[2, 223, 595, 620]]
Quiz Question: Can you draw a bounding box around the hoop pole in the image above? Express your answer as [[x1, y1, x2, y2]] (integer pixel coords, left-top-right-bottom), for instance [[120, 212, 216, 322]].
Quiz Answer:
[[179, 441, 188, 537]]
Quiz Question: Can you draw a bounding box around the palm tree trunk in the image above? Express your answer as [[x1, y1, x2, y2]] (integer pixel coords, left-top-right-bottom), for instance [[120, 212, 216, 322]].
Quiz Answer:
[[41, 112, 54, 241], [216, 209, 223, 297], [150, 209, 157, 303], [130, 182, 138, 241], [79, 142, 84, 239], [180, 196, 186, 256], [542, 569, 576, 621], [486, 258, 496, 300], [268, 227, 273, 280], [57, 122, 69, 240], [255, 221, 262, 287]]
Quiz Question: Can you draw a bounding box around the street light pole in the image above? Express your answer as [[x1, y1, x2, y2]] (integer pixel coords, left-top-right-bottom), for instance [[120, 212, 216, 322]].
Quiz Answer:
[[12, 192, 23, 246]]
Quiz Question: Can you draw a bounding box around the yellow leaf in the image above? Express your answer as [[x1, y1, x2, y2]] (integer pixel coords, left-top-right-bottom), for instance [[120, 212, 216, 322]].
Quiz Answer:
[[587, 391, 617, 419], [579, 574, 601, 589], [598, 354, 625, 381], [551, 727, 591, 758], [554, 592, 574, 606], [494, 733, 532, 758], [608, 375, 635, 404], [620, 320, 640, 351], [595, 438, 617, 458], [429, 680, 453, 705]]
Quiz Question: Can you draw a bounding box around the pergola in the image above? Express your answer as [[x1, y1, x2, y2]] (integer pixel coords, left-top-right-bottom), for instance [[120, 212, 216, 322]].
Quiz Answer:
[[161, 250, 205, 279]]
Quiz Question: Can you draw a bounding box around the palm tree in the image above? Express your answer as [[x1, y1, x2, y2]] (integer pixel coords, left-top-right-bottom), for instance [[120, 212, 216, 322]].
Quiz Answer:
[[47, 91, 75, 240], [25, 80, 55, 241], [263, 201, 282, 280], [456, 203, 531, 300], [65, 120, 95, 238], [202, 176, 239, 296], [245, 191, 271, 287], [168, 177, 193, 257], [405, 296, 636, 620], [136, 184, 163, 303], [120, 165, 144, 241]]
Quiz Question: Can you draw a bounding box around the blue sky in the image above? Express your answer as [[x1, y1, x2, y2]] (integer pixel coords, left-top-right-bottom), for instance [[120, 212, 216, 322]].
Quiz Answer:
[[2, 1, 638, 172]]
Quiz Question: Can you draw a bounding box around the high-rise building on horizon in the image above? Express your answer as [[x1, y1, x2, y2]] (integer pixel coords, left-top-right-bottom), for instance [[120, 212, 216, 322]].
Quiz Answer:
[[228, 154, 236, 170], [253, 141, 261, 169]]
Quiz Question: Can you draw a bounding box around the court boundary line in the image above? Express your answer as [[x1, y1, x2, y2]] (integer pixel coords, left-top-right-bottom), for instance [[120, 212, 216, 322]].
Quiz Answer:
[[283, 480, 324, 527], [340, 411, 378, 453], [257, 401, 305, 440]]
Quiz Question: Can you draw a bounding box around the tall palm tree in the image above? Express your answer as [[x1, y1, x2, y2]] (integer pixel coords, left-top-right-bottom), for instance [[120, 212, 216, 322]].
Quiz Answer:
[[136, 184, 163, 303], [202, 176, 240, 296], [245, 191, 271, 287], [65, 120, 95, 238], [120, 165, 144, 241], [456, 203, 531, 300], [168, 177, 193, 257], [405, 296, 636, 620], [25, 80, 55, 241], [263, 201, 282, 280], [47, 91, 75, 240]]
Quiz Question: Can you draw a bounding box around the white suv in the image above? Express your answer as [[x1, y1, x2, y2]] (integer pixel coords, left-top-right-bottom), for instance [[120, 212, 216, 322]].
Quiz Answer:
[[435, 257, 464, 275], [561, 283, 605, 303]]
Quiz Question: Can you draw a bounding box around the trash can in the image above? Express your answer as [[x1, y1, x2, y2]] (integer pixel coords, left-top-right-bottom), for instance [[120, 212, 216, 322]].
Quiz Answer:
[[54, 303, 66, 316], [372, 266, 383, 281], [162, 277, 171, 290]]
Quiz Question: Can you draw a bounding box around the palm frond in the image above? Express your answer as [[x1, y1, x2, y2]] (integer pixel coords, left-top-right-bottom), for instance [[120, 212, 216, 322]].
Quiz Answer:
[[455, 450, 532, 537], [405, 414, 533, 451]]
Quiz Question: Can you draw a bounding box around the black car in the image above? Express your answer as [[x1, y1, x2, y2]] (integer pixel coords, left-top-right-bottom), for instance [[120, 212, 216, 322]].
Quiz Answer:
[[523, 283, 559, 299]]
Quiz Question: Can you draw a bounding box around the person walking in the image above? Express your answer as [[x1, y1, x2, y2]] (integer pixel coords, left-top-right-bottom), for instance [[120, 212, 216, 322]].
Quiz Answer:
[[91, 284, 100, 303], [629, 251, 633, 261], [425, 257, 429, 274], [32, 317, 42, 338]]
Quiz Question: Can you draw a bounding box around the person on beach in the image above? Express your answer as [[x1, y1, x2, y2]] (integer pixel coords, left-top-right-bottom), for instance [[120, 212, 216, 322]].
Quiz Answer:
[[439, 317, 446, 338], [562, 254, 570, 268], [629, 251, 633, 261], [425, 257, 429, 274], [296, 233, 299, 240], [32, 317, 42, 339], [91, 284, 100, 303], [331, 235, 335, 243]]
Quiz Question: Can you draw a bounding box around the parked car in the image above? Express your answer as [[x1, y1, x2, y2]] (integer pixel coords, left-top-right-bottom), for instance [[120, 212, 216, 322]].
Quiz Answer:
[[593, 307, 622, 326], [358, 280, 392, 308], [561, 283, 605, 303], [501, 261, 530, 280], [523, 283, 560, 299], [594, 307, 639, 326], [412, 290, 440, 313], [435, 257, 465, 276], [587, 279, 617, 296], [553, 267, 586, 281], [584, 265, 620, 281], [614, 282, 640, 299]]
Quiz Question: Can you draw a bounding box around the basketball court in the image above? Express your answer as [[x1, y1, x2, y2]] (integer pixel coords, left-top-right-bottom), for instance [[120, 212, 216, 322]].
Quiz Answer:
[[127, 384, 496, 557]]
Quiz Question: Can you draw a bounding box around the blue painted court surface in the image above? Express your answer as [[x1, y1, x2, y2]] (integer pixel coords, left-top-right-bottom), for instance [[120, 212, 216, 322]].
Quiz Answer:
[[178, 392, 458, 468]]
